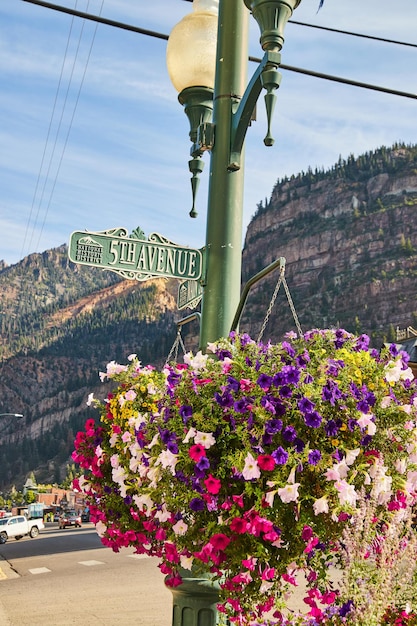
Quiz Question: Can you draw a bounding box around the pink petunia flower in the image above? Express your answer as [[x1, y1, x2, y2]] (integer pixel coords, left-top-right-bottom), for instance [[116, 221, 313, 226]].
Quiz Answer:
[[189, 444, 206, 462], [257, 454, 276, 471], [204, 474, 222, 494], [209, 533, 231, 551]]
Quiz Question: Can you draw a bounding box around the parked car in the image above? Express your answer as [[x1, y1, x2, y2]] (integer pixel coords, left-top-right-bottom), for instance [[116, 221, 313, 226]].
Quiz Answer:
[[0, 515, 45, 543], [58, 510, 82, 529], [81, 511, 90, 523]]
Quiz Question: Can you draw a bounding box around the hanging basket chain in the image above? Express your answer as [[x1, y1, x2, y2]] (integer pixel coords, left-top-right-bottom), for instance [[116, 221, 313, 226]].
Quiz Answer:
[[165, 329, 187, 365], [282, 275, 303, 337], [257, 265, 303, 342]]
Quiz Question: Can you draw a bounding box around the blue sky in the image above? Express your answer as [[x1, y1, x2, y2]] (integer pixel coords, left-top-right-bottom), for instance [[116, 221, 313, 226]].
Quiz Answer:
[[1, 0, 417, 266]]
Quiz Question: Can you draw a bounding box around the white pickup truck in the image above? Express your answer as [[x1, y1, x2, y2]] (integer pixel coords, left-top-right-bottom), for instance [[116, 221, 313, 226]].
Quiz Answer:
[[0, 515, 44, 543]]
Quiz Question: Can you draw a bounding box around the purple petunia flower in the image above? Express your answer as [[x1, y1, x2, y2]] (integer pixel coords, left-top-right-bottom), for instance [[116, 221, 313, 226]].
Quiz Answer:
[[196, 456, 210, 472], [167, 371, 182, 387], [179, 405, 193, 423], [298, 397, 315, 414], [326, 359, 344, 377], [265, 418, 283, 434], [175, 470, 188, 484], [356, 399, 370, 413], [189, 498, 205, 511], [234, 397, 252, 413], [217, 349, 232, 360], [262, 433, 274, 446], [325, 419, 341, 437], [304, 411, 322, 428], [282, 365, 301, 385], [354, 334, 370, 351], [322, 379, 343, 405], [281, 341, 296, 358], [308, 449, 322, 465], [167, 441, 179, 454], [295, 350, 310, 368], [294, 438, 305, 453], [257, 373, 273, 390], [227, 375, 240, 393], [214, 391, 234, 408], [282, 425, 297, 442], [334, 328, 350, 349], [160, 429, 178, 453], [261, 395, 276, 414], [348, 419, 358, 431], [339, 600, 354, 617], [272, 446, 289, 465], [239, 333, 253, 346], [279, 385, 293, 398]]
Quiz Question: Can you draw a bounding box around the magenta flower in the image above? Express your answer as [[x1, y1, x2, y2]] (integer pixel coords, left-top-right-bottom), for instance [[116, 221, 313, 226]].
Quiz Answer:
[[188, 444, 206, 462], [209, 533, 231, 551], [204, 474, 222, 494], [257, 454, 275, 471]]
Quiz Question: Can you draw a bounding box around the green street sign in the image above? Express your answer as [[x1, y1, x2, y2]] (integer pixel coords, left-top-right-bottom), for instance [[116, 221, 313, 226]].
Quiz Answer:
[[178, 280, 203, 310], [68, 227, 203, 282]]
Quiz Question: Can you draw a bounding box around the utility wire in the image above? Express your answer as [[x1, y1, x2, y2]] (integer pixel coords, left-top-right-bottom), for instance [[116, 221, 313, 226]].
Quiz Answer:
[[35, 1, 104, 253], [181, 0, 417, 50], [30, 1, 92, 254], [19, 5, 78, 261], [289, 19, 417, 49], [22, 0, 417, 101]]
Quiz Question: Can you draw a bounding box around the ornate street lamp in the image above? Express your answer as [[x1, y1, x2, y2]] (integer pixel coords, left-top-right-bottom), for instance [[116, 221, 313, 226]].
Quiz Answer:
[[167, 0, 301, 350], [166, 0, 218, 218], [166, 2, 302, 623]]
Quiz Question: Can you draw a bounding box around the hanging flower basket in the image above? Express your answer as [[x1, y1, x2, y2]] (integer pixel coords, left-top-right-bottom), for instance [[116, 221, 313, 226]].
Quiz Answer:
[[73, 329, 417, 624]]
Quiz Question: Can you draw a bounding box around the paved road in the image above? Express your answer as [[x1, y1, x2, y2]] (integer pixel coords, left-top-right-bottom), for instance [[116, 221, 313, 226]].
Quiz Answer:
[[0, 523, 172, 626], [0, 523, 313, 624]]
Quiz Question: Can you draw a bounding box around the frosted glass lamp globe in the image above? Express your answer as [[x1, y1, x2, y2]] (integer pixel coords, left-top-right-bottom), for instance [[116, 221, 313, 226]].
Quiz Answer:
[[166, 0, 219, 94]]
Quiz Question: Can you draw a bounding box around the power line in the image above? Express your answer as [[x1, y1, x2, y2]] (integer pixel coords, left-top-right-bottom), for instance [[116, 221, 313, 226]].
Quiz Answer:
[[35, 0, 104, 254], [181, 0, 417, 50], [19, 6, 78, 261], [21, 0, 417, 101], [289, 19, 417, 49]]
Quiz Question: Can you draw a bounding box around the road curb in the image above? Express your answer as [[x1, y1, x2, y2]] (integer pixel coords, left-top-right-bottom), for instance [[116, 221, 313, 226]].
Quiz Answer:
[[0, 555, 20, 580]]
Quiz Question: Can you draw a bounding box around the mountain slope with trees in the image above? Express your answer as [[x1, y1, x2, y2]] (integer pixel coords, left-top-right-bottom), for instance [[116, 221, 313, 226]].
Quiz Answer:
[[1, 142, 417, 489]]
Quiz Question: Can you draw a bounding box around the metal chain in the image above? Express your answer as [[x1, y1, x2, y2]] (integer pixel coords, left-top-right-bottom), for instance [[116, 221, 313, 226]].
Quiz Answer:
[[257, 266, 303, 342], [165, 329, 187, 365], [257, 266, 284, 342], [282, 276, 303, 337]]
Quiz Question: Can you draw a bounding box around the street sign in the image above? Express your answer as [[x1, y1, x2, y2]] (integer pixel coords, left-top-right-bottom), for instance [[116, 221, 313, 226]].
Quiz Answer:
[[68, 227, 203, 282], [178, 280, 203, 310]]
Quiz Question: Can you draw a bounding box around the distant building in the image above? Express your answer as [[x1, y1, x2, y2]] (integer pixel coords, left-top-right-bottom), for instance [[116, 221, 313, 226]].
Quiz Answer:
[[22, 476, 38, 496]]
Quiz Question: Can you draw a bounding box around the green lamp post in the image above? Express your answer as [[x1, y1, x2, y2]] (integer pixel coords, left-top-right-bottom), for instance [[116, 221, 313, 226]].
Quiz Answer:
[[166, 1, 301, 623], [167, 0, 301, 351]]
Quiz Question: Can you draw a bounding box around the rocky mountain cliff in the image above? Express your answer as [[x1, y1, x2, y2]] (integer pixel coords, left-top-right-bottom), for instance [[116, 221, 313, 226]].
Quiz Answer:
[[1, 142, 416, 489], [241, 143, 417, 343]]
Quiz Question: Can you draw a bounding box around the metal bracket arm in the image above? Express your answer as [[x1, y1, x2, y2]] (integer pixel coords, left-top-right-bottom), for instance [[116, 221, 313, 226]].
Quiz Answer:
[[176, 312, 201, 330], [228, 50, 281, 171], [230, 257, 285, 332]]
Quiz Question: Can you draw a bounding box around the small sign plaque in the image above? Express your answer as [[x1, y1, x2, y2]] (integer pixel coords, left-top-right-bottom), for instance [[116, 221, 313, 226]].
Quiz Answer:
[[178, 280, 203, 310], [68, 227, 203, 282]]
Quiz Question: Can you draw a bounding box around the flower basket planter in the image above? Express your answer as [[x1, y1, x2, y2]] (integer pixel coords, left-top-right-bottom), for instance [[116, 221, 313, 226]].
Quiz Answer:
[[73, 329, 417, 625]]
